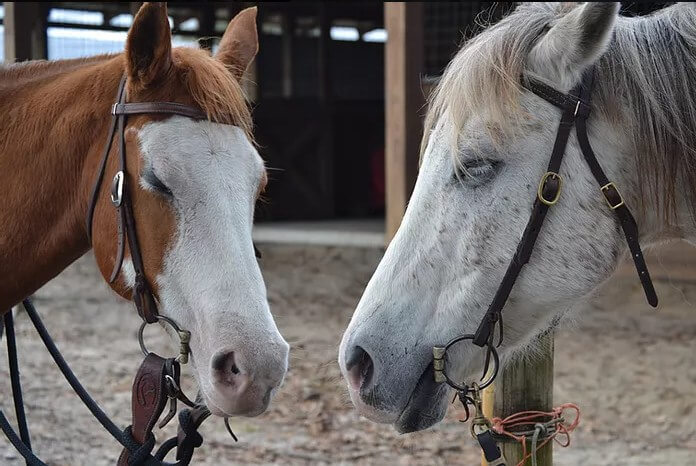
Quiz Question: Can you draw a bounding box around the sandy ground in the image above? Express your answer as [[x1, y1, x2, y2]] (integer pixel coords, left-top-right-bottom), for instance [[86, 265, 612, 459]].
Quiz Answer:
[[1, 243, 695, 466]]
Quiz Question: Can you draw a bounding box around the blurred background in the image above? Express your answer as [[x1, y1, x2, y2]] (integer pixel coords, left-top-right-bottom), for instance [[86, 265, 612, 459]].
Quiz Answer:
[[2, 2, 694, 466]]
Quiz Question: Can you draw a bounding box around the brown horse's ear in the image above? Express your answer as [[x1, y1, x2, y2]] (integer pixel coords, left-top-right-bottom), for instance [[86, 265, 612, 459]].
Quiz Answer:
[[215, 7, 259, 80], [125, 2, 172, 88]]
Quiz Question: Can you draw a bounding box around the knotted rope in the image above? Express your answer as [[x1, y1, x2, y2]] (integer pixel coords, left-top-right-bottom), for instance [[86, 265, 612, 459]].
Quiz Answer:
[[490, 403, 580, 466]]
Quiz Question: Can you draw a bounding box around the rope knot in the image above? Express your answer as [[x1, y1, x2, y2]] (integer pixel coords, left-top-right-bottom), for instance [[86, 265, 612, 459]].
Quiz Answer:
[[490, 403, 581, 466], [122, 426, 156, 466]]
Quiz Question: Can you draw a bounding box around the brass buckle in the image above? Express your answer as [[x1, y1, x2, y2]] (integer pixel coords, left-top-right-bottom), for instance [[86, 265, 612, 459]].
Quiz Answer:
[[600, 182, 625, 210], [537, 171, 562, 206]]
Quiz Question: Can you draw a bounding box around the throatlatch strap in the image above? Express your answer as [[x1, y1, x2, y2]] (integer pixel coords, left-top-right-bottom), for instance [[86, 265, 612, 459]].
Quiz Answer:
[[572, 72, 657, 307], [86, 75, 127, 242]]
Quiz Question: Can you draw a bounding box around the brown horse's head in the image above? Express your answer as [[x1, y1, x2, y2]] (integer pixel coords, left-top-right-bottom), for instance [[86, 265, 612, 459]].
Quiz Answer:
[[90, 2, 287, 418]]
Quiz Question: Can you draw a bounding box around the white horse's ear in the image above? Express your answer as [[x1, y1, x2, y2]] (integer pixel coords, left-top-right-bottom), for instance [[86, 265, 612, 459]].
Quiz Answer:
[[528, 2, 620, 85]]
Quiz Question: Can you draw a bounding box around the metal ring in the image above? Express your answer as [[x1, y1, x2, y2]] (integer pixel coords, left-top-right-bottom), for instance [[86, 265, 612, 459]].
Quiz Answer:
[[137, 315, 191, 364], [436, 334, 499, 392]]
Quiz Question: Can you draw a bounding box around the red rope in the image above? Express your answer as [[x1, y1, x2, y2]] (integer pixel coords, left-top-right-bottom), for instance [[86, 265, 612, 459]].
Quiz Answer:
[[490, 403, 580, 466]]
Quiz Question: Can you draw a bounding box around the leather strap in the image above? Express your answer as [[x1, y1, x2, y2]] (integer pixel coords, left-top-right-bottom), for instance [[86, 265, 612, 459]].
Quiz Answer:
[[86, 75, 127, 242], [476, 431, 506, 465], [473, 69, 657, 348], [472, 77, 584, 347], [117, 353, 171, 466], [572, 73, 658, 307], [112, 102, 207, 120]]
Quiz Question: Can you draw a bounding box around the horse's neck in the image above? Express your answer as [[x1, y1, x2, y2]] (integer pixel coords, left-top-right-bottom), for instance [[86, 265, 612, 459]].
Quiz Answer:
[[0, 56, 122, 309]]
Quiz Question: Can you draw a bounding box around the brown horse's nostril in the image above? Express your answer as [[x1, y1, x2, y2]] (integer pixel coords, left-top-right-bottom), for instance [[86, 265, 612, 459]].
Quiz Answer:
[[345, 346, 374, 391], [211, 350, 240, 379]]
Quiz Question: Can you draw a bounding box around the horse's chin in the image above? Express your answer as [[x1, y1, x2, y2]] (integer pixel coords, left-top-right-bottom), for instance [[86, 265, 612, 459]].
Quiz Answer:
[[394, 363, 449, 433]]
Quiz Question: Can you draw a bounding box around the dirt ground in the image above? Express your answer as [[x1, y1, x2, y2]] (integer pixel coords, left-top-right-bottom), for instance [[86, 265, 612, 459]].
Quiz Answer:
[[1, 243, 695, 466]]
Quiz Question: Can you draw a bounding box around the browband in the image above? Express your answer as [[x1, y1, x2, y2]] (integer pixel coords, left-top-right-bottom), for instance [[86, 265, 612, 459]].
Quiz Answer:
[[112, 102, 208, 120]]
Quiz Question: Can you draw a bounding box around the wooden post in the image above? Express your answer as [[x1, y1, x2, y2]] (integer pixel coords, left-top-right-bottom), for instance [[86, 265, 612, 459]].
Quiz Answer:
[[3, 2, 47, 62], [197, 4, 216, 51], [384, 2, 424, 242], [316, 3, 334, 217], [484, 333, 554, 465]]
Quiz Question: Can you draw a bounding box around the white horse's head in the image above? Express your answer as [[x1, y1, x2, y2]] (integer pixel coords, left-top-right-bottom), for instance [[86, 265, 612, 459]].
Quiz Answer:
[[339, 2, 695, 432]]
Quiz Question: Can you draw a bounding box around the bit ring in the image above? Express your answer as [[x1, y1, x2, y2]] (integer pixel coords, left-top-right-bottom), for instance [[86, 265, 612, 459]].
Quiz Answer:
[[433, 334, 499, 392], [138, 315, 191, 364]]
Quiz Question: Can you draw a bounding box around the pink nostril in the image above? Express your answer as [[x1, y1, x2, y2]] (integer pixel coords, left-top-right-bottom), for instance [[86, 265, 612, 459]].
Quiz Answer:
[[345, 346, 374, 391], [211, 350, 242, 385]]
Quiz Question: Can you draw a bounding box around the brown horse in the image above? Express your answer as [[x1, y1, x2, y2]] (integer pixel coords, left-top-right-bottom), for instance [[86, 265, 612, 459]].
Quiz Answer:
[[0, 3, 288, 418]]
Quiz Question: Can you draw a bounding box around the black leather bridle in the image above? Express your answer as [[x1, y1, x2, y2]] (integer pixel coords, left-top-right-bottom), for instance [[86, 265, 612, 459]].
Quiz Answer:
[[433, 67, 658, 393]]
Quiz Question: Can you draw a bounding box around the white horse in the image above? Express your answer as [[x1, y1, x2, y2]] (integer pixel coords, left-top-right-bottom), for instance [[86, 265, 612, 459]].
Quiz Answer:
[[339, 2, 696, 433]]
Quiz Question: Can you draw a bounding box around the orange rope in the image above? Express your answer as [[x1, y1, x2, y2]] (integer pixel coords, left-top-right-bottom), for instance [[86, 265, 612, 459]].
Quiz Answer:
[[490, 403, 580, 466]]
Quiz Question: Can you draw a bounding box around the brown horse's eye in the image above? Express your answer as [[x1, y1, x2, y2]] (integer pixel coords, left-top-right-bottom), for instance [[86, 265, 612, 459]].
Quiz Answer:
[[143, 170, 173, 197]]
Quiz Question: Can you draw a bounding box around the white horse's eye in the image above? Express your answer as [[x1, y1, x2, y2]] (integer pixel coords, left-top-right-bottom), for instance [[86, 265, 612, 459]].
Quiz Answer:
[[455, 159, 500, 185]]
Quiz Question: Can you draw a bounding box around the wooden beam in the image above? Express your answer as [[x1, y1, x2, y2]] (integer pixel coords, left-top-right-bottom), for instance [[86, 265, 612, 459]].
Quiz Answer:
[[3, 2, 47, 62], [486, 333, 554, 466], [384, 2, 424, 241]]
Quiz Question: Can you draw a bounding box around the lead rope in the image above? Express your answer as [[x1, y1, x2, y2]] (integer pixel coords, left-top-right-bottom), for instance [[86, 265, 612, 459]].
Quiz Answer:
[[489, 404, 581, 466], [0, 299, 210, 465], [456, 388, 580, 466]]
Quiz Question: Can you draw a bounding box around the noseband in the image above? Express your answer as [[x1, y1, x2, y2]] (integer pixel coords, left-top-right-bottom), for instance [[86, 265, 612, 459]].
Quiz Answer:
[[2, 75, 234, 465], [433, 67, 658, 396]]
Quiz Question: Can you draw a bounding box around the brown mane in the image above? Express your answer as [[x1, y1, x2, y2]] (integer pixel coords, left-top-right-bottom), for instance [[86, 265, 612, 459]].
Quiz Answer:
[[173, 47, 253, 139], [1, 47, 253, 137]]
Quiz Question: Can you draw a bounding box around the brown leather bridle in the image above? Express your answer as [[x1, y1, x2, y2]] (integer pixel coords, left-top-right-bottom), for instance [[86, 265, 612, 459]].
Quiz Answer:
[[1, 75, 234, 466], [433, 67, 658, 397], [86, 74, 208, 324]]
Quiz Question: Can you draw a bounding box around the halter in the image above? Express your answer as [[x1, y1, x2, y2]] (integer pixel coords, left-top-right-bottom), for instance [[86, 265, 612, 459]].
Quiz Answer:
[[1, 74, 234, 466], [433, 66, 658, 407]]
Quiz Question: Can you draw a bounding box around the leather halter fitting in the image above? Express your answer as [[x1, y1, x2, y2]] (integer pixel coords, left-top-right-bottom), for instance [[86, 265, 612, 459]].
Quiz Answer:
[[85, 75, 208, 324], [472, 68, 657, 350], [435, 67, 658, 391]]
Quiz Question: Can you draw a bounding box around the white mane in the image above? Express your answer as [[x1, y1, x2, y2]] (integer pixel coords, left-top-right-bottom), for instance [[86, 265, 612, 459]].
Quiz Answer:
[[425, 2, 696, 223]]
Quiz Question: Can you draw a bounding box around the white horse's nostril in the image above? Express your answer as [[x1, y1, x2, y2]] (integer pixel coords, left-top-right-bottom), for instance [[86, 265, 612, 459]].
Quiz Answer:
[[345, 346, 374, 391]]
